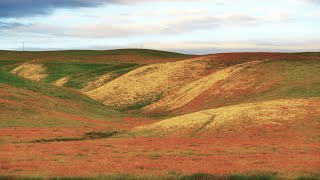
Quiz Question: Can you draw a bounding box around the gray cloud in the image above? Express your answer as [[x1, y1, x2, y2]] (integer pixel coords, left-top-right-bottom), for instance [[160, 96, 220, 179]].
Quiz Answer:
[[0, 21, 25, 29], [0, 0, 113, 18], [0, 0, 309, 19], [0, 0, 218, 18]]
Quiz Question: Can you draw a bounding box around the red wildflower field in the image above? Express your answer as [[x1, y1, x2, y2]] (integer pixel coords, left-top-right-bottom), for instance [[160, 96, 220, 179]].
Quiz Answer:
[[0, 118, 319, 178]]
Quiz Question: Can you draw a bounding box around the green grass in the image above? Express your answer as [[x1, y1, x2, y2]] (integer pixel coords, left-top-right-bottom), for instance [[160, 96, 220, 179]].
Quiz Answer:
[[254, 59, 320, 99], [64, 63, 141, 89], [0, 60, 22, 67], [0, 49, 191, 61], [0, 59, 141, 90], [51, 49, 190, 58], [0, 116, 88, 128], [44, 63, 109, 83], [293, 52, 320, 56], [0, 71, 124, 127], [0, 60, 23, 71], [41, 62, 140, 89], [0, 71, 94, 102]]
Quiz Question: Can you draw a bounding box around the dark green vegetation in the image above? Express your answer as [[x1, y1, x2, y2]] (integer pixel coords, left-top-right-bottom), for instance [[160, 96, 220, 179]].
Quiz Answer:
[[0, 49, 191, 62], [0, 60, 22, 67], [83, 131, 119, 139], [0, 71, 92, 102], [294, 52, 320, 56], [31, 131, 119, 143], [45, 62, 140, 89]]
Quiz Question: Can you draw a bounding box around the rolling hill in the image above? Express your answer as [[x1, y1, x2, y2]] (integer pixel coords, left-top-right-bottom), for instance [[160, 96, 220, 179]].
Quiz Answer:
[[0, 71, 123, 128], [81, 52, 320, 115], [0, 49, 193, 64], [0, 49, 319, 179], [84, 56, 219, 110], [144, 58, 320, 115], [132, 98, 320, 137]]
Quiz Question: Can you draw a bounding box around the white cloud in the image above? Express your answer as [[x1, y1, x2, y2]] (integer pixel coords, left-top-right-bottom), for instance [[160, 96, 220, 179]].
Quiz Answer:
[[5, 10, 289, 39], [141, 39, 320, 54], [299, 0, 320, 4]]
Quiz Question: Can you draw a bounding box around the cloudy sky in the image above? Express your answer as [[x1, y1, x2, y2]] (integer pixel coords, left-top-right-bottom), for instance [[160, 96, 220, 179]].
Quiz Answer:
[[0, 0, 319, 54]]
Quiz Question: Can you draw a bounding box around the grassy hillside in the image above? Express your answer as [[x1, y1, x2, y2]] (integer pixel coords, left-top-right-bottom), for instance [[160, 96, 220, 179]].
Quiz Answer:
[[0, 71, 123, 128], [0, 49, 193, 64], [0, 50, 319, 179], [6, 61, 141, 90], [85, 56, 221, 110], [47, 63, 141, 89], [0, 49, 190, 58], [82, 53, 320, 114], [133, 98, 320, 137], [144, 59, 320, 115], [0, 49, 194, 91]]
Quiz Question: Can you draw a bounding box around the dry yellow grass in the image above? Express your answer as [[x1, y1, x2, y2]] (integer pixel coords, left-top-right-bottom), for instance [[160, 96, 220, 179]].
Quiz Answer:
[[52, 76, 70, 87], [10, 63, 47, 81], [81, 73, 117, 92], [85, 56, 218, 110], [133, 98, 320, 136], [144, 61, 262, 112]]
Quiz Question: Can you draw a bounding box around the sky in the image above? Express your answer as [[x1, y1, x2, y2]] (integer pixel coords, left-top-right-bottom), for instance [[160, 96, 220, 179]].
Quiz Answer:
[[0, 0, 319, 54]]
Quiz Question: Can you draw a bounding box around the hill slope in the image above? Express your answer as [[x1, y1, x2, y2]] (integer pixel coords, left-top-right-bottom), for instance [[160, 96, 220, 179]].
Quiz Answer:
[[84, 53, 320, 114], [0, 49, 193, 64], [0, 71, 123, 128], [133, 98, 320, 137], [85, 56, 224, 110], [144, 59, 320, 115]]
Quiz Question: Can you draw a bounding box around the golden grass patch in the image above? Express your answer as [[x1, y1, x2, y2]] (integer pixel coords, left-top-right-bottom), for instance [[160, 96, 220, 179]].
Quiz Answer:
[[52, 76, 70, 87], [10, 63, 47, 81], [85, 57, 217, 110], [133, 98, 320, 136]]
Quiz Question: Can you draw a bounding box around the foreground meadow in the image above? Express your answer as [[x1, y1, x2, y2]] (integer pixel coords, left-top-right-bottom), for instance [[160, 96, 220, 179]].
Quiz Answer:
[[0, 122, 319, 179], [0, 50, 319, 179]]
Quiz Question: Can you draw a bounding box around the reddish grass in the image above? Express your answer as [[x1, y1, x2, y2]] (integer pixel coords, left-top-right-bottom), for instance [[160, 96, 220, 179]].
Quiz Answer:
[[0, 121, 319, 178], [0, 117, 155, 143], [175, 67, 283, 114], [212, 52, 320, 65]]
